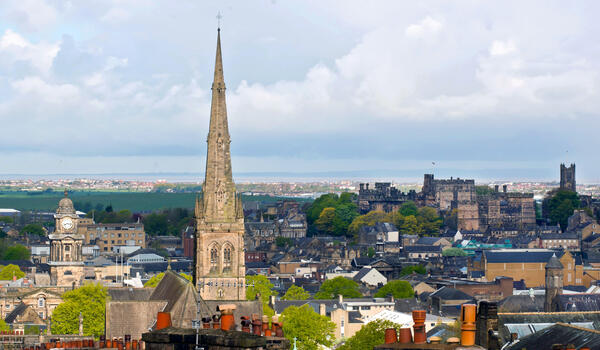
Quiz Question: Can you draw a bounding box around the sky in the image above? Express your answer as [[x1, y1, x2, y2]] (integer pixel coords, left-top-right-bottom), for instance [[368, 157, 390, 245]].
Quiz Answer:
[[0, 1, 599, 182]]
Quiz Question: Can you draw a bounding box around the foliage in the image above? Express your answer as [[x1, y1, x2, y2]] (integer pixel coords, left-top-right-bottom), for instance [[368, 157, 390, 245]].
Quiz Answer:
[[367, 247, 376, 258], [442, 247, 468, 257], [475, 185, 495, 196], [86, 209, 133, 223], [400, 265, 426, 276], [347, 211, 390, 238], [374, 280, 414, 299], [315, 276, 362, 299], [142, 208, 193, 236], [275, 236, 293, 248], [544, 190, 581, 231], [282, 285, 310, 300], [306, 193, 358, 237], [246, 275, 277, 317], [281, 304, 336, 350], [337, 319, 401, 350], [3, 245, 30, 260], [143, 272, 192, 287], [0, 216, 13, 224], [50, 283, 109, 338], [25, 325, 43, 335], [0, 319, 9, 332], [0, 264, 25, 280], [20, 224, 45, 236], [442, 209, 458, 231], [389, 202, 443, 236]]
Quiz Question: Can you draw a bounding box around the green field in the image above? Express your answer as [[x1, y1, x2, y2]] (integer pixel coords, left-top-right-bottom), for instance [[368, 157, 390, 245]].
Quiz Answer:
[[0, 191, 309, 212]]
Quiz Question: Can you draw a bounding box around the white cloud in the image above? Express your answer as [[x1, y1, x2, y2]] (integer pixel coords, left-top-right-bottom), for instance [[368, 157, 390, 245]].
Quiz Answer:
[[4, 0, 58, 31], [0, 29, 59, 74], [101, 7, 131, 23], [490, 40, 517, 56], [405, 16, 443, 38]]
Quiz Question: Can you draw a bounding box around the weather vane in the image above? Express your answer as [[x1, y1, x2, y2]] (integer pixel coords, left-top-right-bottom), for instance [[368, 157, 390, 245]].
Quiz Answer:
[[216, 11, 223, 29]]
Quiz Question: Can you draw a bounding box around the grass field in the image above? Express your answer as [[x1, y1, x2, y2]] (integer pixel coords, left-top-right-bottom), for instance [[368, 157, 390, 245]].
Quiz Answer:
[[0, 191, 309, 212]]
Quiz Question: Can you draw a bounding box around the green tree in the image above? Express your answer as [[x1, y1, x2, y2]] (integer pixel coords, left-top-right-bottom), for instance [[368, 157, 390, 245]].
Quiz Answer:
[[282, 285, 310, 300], [20, 224, 45, 236], [0, 264, 25, 280], [400, 265, 426, 276], [51, 283, 109, 338], [246, 275, 277, 316], [374, 280, 414, 299], [0, 319, 9, 332], [315, 208, 339, 236], [0, 216, 13, 224], [143, 213, 169, 236], [143, 272, 192, 287], [367, 247, 376, 258], [442, 247, 468, 257], [544, 190, 581, 231], [399, 215, 420, 235], [281, 304, 336, 350], [399, 201, 419, 217], [348, 211, 390, 238], [337, 319, 401, 350], [3, 245, 30, 260], [417, 207, 443, 236], [275, 236, 293, 248], [315, 276, 362, 299]]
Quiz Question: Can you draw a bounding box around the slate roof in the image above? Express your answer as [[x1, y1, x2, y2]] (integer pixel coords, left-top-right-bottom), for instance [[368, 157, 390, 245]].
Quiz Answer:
[[404, 245, 442, 253], [498, 295, 545, 313], [558, 294, 600, 312], [353, 267, 372, 282], [149, 270, 195, 313], [484, 249, 564, 263], [505, 323, 600, 350], [416, 237, 442, 245], [430, 286, 473, 301], [108, 288, 154, 301], [5, 303, 27, 324], [546, 253, 564, 269], [352, 257, 373, 268]]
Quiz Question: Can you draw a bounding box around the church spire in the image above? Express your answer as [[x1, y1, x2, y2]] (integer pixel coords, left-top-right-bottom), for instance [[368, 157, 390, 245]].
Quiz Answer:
[[197, 29, 240, 223]]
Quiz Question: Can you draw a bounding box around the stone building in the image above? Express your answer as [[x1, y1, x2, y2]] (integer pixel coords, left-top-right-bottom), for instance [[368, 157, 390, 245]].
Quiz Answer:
[[49, 191, 85, 286], [357, 182, 416, 214], [477, 186, 536, 232], [560, 163, 576, 192], [545, 254, 563, 312], [194, 29, 246, 301], [79, 221, 146, 253]]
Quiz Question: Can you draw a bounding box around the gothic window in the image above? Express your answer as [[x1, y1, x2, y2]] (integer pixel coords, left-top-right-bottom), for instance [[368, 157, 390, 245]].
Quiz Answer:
[[38, 297, 45, 307], [210, 246, 219, 273], [223, 246, 232, 272]]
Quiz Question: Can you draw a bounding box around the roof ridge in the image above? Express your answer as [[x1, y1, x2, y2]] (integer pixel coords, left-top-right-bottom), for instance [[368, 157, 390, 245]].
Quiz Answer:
[[555, 322, 600, 334]]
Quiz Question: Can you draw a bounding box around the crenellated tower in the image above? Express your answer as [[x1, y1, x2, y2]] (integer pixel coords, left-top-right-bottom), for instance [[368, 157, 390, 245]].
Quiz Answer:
[[194, 29, 246, 300]]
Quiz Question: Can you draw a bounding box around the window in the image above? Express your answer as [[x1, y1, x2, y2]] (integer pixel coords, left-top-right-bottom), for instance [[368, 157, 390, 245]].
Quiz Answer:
[[38, 297, 45, 307], [124, 233, 129, 238], [39, 312, 44, 319], [210, 248, 219, 271], [223, 247, 232, 272]]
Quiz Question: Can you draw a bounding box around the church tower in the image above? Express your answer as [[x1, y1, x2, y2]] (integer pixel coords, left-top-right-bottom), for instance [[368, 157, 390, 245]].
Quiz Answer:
[[544, 253, 563, 312], [49, 190, 85, 286], [194, 29, 246, 300], [560, 163, 576, 192]]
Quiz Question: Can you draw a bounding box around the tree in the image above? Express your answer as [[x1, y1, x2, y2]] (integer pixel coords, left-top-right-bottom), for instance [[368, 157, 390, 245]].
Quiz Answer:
[[367, 247, 376, 258], [348, 211, 390, 238], [400, 265, 426, 276], [417, 207, 443, 236], [315, 277, 362, 299], [3, 245, 30, 260], [143, 272, 192, 287], [20, 224, 45, 236], [143, 213, 169, 235], [282, 285, 310, 300], [275, 236, 293, 248], [337, 319, 401, 350], [0, 216, 13, 224], [0, 319, 9, 332], [246, 275, 277, 316], [399, 215, 421, 235], [399, 201, 419, 217], [544, 190, 581, 231], [0, 264, 25, 280], [315, 208, 339, 236], [281, 304, 336, 350], [443, 247, 468, 257], [374, 280, 414, 299], [51, 283, 109, 338]]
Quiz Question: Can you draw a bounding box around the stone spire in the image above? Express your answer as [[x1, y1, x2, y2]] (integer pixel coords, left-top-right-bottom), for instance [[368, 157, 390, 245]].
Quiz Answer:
[[197, 29, 242, 223]]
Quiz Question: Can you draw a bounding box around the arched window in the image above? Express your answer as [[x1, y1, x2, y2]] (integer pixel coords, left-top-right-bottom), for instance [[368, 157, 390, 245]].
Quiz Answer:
[[223, 246, 232, 272], [210, 247, 219, 272]]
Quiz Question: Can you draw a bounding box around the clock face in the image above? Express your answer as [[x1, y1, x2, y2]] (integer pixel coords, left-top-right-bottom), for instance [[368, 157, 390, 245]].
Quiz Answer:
[[61, 218, 74, 230]]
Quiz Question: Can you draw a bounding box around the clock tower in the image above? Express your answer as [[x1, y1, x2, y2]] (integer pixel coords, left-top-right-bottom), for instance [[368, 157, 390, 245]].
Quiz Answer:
[[49, 190, 85, 286]]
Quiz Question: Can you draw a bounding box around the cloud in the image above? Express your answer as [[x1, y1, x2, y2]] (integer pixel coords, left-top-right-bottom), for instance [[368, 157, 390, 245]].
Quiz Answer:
[[405, 16, 443, 38], [3, 0, 58, 31], [0, 29, 59, 74], [490, 40, 517, 56]]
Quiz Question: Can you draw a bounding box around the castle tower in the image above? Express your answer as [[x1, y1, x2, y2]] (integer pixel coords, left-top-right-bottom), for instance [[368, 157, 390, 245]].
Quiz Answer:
[[194, 29, 246, 300], [544, 253, 563, 312], [560, 163, 576, 192], [49, 190, 85, 286]]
